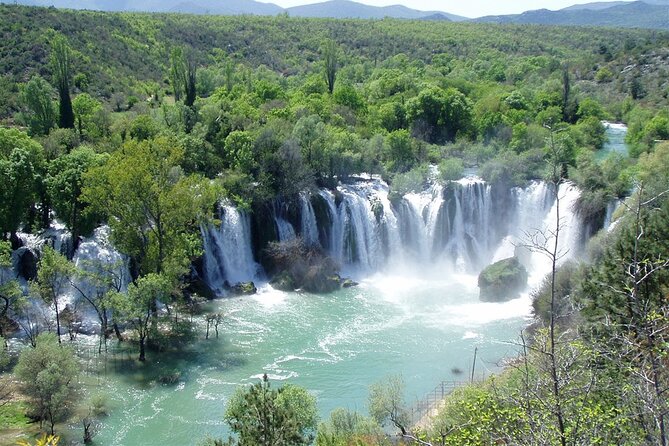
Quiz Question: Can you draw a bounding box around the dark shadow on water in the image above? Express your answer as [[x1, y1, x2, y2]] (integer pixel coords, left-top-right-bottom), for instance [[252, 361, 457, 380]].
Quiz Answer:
[[85, 336, 250, 389]]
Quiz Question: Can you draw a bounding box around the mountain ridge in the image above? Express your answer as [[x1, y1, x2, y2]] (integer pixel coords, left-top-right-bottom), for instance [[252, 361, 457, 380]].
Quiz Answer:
[[475, 1, 668, 29], [4, 0, 668, 28], [285, 0, 465, 20]]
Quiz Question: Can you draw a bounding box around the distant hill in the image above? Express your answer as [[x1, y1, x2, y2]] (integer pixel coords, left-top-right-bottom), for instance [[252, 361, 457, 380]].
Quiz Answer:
[[7, 0, 284, 15], [7, 0, 467, 20], [5, 0, 666, 27], [286, 0, 465, 20], [475, 1, 668, 29], [561, 1, 629, 11], [168, 0, 283, 15], [419, 13, 452, 21]]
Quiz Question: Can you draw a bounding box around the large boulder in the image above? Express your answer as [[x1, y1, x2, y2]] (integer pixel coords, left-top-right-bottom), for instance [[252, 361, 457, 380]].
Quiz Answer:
[[16, 248, 39, 281], [265, 238, 342, 294], [185, 277, 217, 301], [230, 282, 257, 296], [270, 271, 297, 292], [341, 278, 359, 288], [303, 272, 341, 294], [478, 257, 528, 302]]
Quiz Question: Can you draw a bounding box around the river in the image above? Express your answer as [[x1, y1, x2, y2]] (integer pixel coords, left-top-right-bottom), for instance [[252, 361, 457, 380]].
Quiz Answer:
[[67, 124, 628, 445]]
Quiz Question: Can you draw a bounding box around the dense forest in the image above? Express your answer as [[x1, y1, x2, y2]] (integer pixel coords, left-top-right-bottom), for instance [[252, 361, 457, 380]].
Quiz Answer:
[[1, 3, 669, 445]]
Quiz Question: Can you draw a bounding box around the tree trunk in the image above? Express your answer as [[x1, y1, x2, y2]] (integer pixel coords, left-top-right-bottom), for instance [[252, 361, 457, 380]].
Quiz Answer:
[[54, 297, 62, 345], [139, 335, 146, 362], [113, 323, 123, 342]]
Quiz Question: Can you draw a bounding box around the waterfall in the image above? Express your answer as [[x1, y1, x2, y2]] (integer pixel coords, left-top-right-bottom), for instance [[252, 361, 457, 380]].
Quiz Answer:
[[510, 182, 583, 285], [276, 218, 297, 242], [70, 225, 129, 297], [196, 175, 590, 286], [202, 204, 259, 292], [321, 181, 401, 272], [318, 190, 342, 258], [401, 183, 444, 263], [299, 193, 320, 247], [64, 226, 130, 331], [603, 199, 622, 231]]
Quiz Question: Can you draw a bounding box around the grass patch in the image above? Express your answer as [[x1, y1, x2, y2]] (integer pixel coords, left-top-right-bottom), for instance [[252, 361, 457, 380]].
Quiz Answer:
[[0, 401, 30, 430]]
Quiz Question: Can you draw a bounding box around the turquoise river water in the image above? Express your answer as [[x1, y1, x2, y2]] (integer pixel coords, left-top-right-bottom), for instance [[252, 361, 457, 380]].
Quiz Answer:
[[83, 269, 530, 446]]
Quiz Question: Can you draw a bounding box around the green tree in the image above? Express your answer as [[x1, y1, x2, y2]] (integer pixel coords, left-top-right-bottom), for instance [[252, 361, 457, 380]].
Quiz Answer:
[[71, 93, 102, 139], [111, 273, 171, 361], [82, 137, 216, 278], [406, 86, 472, 143], [439, 158, 464, 182], [47, 147, 106, 243], [0, 240, 23, 339], [50, 35, 74, 129], [15, 332, 79, 435], [70, 255, 124, 353], [368, 375, 410, 437], [225, 131, 256, 174], [0, 128, 45, 235], [315, 409, 382, 446], [170, 47, 197, 108], [129, 114, 160, 142], [293, 114, 326, 171], [322, 39, 339, 95], [170, 47, 186, 103], [32, 246, 74, 344], [385, 129, 414, 173], [21, 76, 57, 136], [333, 84, 365, 114], [224, 375, 318, 446]]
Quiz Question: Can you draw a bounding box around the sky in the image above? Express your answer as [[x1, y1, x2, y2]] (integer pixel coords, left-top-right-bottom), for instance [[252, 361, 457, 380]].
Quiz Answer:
[[257, 0, 632, 18]]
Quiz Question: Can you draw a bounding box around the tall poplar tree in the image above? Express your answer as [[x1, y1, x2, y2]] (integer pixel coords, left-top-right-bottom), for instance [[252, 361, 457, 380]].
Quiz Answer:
[[50, 36, 74, 129]]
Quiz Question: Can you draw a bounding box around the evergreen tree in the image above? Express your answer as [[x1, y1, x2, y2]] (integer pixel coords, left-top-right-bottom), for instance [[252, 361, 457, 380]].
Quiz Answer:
[[321, 39, 339, 95], [50, 36, 74, 129]]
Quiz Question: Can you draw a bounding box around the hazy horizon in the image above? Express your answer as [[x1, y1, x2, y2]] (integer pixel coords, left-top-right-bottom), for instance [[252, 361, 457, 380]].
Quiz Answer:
[[257, 0, 636, 18]]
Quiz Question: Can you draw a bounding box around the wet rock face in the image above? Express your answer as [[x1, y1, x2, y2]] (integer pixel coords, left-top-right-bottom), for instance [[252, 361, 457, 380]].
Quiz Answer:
[[16, 248, 39, 281], [478, 257, 528, 302], [270, 271, 296, 292], [230, 282, 258, 296]]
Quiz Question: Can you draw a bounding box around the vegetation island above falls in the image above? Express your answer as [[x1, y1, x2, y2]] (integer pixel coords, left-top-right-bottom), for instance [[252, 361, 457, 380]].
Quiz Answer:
[[0, 4, 669, 445]]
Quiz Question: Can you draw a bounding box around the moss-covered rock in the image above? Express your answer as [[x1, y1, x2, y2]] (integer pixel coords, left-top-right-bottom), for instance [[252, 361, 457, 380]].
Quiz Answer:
[[230, 282, 258, 296], [270, 271, 297, 292], [303, 272, 341, 294], [341, 278, 359, 288], [478, 257, 528, 302], [266, 238, 342, 294]]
